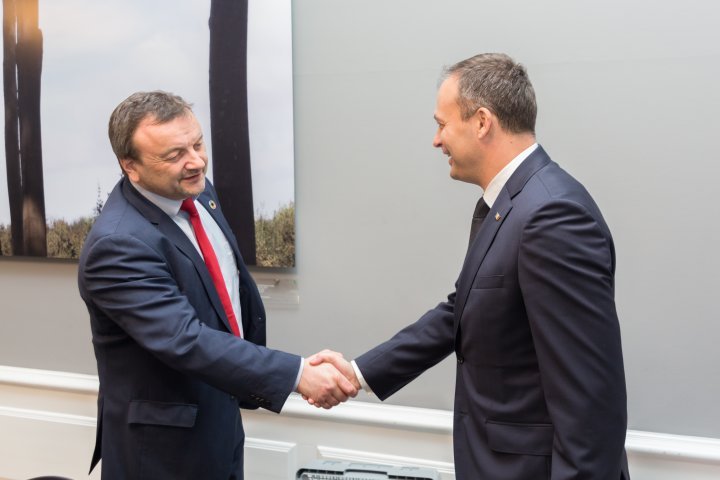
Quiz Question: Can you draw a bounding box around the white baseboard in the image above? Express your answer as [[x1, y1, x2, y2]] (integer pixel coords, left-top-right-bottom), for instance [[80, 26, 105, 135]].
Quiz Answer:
[[2, 365, 720, 480]]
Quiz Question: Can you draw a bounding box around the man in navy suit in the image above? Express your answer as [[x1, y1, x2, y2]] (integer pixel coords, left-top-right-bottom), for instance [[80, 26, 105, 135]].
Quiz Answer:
[[78, 91, 356, 479], [311, 53, 630, 479]]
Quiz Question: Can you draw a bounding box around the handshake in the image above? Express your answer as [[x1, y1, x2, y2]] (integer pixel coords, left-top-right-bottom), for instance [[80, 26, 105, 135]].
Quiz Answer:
[[296, 350, 361, 409]]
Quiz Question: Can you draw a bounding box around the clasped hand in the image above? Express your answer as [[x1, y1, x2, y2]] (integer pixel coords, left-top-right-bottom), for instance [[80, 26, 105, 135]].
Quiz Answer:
[[296, 350, 361, 409]]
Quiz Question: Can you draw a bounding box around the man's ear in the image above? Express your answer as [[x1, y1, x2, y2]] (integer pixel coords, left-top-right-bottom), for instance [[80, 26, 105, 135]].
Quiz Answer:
[[119, 158, 139, 182], [474, 107, 493, 139]]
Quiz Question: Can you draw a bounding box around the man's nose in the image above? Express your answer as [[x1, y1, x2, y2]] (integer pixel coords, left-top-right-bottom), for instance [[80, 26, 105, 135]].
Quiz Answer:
[[432, 130, 442, 148], [186, 149, 205, 169]]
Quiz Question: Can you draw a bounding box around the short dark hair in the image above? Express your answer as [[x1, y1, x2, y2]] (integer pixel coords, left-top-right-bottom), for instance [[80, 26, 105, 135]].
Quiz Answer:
[[108, 90, 193, 163], [443, 53, 536, 134]]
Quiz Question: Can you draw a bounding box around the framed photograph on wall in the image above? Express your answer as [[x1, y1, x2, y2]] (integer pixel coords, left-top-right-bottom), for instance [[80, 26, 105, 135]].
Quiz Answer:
[[0, 0, 295, 267]]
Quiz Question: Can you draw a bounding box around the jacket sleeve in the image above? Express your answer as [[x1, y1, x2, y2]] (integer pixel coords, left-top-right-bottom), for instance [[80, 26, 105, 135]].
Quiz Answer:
[[79, 232, 300, 413], [518, 199, 627, 479], [355, 291, 457, 400]]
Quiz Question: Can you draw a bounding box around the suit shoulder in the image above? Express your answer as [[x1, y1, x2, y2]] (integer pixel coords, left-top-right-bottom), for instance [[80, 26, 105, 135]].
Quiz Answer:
[[508, 164, 610, 236], [87, 201, 155, 241], [534, 162, 590, 198], [81, 193, 160, 263], [520, 162, 601, 209]]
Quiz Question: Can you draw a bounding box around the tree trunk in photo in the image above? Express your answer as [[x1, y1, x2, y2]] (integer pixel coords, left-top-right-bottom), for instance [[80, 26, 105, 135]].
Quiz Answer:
[[16, 0, 46, 256], [3, 0, 22, 255], [208, 0, 256, 265], [2, 0, 46, 256]]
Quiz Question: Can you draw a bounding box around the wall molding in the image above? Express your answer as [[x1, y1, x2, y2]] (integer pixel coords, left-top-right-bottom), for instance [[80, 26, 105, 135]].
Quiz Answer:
[[626, 430, 720, 464], [3, 365, 720, 466], [0, 405, 96, 427], [0, 365, 98, 393], [274, 393, 453, 434], [245, 437, 296, 454]]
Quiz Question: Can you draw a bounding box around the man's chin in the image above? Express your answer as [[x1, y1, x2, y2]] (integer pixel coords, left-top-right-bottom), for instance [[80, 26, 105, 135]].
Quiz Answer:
[[449, 169, 474, 185], [182, 177, 206, 197]]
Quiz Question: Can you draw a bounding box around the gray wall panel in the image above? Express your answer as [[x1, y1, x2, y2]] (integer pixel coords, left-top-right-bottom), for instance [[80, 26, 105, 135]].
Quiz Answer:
[[1, 0, 719, 437]]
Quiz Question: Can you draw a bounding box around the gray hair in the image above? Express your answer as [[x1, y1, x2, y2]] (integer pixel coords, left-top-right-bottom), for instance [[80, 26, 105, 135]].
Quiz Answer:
[[108, 90, 193, 164], [443, 53, 536, 134]]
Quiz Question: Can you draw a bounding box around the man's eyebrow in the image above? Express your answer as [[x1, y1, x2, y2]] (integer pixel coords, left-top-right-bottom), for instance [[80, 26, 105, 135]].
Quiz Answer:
[[158, 146, 184, 158], [159, 134, 204, 158]]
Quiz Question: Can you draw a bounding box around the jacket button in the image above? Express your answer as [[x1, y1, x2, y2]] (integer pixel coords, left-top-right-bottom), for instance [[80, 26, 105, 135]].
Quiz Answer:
[[457, 355, 464, 364]]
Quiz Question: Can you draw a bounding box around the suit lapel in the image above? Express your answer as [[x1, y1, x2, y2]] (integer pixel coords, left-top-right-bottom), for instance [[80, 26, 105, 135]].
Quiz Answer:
[[121, 180, 235, 335], [454, 192, 512, 331], [453, 146, 552, 334], [196, 191, 243, 261]]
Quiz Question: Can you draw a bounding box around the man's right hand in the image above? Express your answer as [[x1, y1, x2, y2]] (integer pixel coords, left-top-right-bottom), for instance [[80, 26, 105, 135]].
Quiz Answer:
[[307, 349, 361, 391], [296, 357, 358, 409]]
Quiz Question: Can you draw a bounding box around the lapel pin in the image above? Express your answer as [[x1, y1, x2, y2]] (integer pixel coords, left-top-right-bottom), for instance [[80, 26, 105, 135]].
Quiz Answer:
[[495, 212, 501, 221], [208, 200, 217, 210]]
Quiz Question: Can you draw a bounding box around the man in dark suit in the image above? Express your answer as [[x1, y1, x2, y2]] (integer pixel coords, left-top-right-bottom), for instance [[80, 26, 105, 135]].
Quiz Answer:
[[78, 91, 356, 479], [310, 53, 630, 479]]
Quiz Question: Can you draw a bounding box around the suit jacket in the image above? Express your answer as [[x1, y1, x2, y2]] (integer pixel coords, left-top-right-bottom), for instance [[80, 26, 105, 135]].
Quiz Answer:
[[356, 146, 629, 479], [78, 178, 300, 480]]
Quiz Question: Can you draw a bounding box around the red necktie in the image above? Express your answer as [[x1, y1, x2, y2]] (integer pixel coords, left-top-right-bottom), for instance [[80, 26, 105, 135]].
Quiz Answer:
[[181, 198, 241, 337]]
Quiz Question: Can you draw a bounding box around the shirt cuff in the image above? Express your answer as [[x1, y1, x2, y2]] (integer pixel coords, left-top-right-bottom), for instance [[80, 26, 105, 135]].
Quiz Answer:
[[293, 357, 304, 392], [351, 360, 373, 394]]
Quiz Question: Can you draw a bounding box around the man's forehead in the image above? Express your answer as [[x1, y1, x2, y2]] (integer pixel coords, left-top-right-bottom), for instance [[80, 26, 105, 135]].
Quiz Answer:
[[133, 113, 202, 150], [141, 110, 195, 127], [435, 80, 459, 116], [138, 113, 200, 134]]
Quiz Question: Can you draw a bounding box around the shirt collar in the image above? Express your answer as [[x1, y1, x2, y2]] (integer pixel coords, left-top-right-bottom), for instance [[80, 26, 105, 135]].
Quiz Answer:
[[130, 181, 186, 217], [482, 143, 538, 208]]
